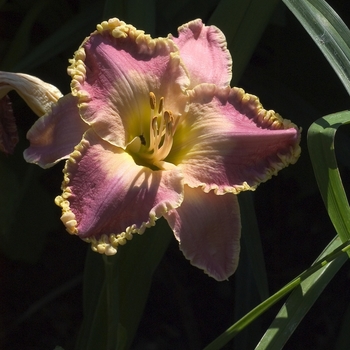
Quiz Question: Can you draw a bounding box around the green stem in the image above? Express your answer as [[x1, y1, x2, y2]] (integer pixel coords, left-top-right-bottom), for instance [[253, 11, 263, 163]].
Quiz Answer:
[[204, 240, 350, 350]]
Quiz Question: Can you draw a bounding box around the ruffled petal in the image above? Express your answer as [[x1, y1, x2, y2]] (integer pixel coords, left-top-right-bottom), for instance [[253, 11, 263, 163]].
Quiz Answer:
[[170, 19, 232, 88], [0, 71, 63, 117], [0, 95, 18, 154], [167, 84, 301, 194], [164, 186, 241, 281], [24, 94, 89, 168], [55, 128, 184, 255], [68, 18, 189, 148]]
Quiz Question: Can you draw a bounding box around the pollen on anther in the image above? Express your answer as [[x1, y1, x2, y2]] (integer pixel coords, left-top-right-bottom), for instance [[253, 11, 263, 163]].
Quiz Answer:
[[164, 110, 172, 121], [158, 97, 164, 114], [149, 92, 156, 110]]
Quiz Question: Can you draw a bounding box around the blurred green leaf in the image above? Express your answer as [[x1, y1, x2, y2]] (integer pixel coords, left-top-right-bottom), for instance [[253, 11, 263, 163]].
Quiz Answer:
[[75, 218, 173, 350], [335, 298, 350, 350], [103, 0, 125, 21], [308, 111, 350, 244], [1, 0, 50, 70], [233, 192, 269, 349], [208, 0, 280, 84], [124, 0, 156, 36], [256, 236, 347, 349], [0, 139, 58, 262], [13, 3, 102, 71], [239, 192, 269, 301], [283, 0, 350, 95], [103, 0, 156, 35], [0, 0, 6, 10]]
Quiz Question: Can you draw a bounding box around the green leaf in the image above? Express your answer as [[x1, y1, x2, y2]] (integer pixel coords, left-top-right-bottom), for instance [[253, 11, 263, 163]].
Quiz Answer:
[[233, 192, 269, 349], [239, 192, 269, 302], [307, 111, 350, 244], [0, 0, 7, 10], [75, 218, 173, 350], [335, 298, 350, 350], [255, 236, 347, 349], [13, 3, 102, 71], [282, 0, 350, 95], [253, 109, 350, 348], [253, 110, 350, 349], [0, 139, 58, 263], [103, 0, 156, 36], [1, 0, 50, 70], [203, 238, 350, 350], [103, 0, 125, 21]]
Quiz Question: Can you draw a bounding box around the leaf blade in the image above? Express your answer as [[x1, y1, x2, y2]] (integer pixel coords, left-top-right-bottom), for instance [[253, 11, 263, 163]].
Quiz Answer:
[[255, 236, 347, 349], [282, 0, 350, 95]]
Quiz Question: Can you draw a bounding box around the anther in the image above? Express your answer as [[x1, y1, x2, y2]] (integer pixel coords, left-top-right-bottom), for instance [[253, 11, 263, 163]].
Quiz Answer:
[[164, 110, 172, 122], [164, 110, 174, 134], [139, 93, 179, 164], [149, 92, 156, 110], [158, 97, 164, 114]]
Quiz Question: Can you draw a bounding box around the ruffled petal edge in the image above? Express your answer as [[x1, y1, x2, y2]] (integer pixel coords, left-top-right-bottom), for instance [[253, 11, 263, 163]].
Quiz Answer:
[[55, 128, 184, 256], [170, 84, 301, 194]]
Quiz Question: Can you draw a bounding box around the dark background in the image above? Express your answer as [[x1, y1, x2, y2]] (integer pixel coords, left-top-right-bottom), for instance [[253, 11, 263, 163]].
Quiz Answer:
[[1, 0, 350, 349]]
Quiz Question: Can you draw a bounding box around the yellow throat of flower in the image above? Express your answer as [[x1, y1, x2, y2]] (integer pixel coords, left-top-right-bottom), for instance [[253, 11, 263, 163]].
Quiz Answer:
[[126, 92, 180, 170]]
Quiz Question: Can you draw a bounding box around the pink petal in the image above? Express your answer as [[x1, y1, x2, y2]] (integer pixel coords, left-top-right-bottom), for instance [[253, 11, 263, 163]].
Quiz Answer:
[[167, 84, 301, 194], [170, 19, 232, 88], [0, 95, 18, 154], [68, 18, 189, 148], [0, 71, 62, 116], [24, 94, 89, 168], [55, 128, 184, 255], [164, 186, 241, 281]]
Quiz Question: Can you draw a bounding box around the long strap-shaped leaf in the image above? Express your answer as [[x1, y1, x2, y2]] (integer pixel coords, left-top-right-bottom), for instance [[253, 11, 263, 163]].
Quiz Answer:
[[308, 111, 350, 242], [255, 111, 350, 349], [255, 236, 347, 349], [253, 0, 350, 346], [283, 0, 350, 95], [204, 237, 350, 350]]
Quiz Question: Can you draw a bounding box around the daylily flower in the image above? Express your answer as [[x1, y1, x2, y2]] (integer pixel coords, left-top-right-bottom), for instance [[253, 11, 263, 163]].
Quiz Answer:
[[0, 71, 63, 154], [10, 18, 300, 281]]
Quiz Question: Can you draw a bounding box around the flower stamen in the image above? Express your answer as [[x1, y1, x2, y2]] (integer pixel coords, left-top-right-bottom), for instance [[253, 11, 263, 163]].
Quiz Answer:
[[158, 96, 164, 114], [149, 91, 156, 110], [139, 92, 178, 167]]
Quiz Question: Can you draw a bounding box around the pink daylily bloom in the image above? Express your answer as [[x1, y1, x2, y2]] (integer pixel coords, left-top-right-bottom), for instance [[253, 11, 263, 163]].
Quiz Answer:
[[0, 71, 63, 154], [21, 18, 300, 281]]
